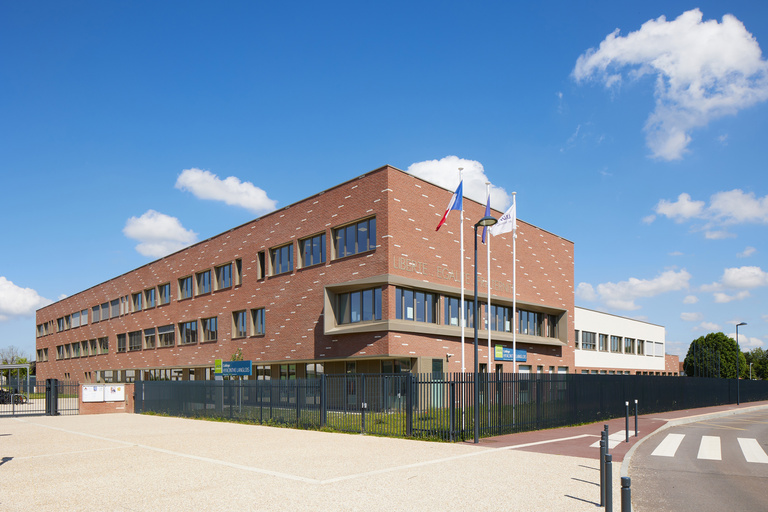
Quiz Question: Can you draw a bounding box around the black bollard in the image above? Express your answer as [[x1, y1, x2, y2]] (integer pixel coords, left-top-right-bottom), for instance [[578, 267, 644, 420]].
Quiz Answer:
[[600, 436, 606, 506], [625, 401, 629, 443], [634, 399, 638, 437], [621, 476, 631, 512], [605, 453, 613, 512]]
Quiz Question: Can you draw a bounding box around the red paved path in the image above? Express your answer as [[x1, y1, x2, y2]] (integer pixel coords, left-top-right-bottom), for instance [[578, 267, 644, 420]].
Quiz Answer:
[[469, 400, 768, 462]]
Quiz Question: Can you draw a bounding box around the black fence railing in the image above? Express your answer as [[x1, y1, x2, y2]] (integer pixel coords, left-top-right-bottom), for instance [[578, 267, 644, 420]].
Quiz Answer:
[[134, 373, 768, 441], [0, 379, 79, 417]]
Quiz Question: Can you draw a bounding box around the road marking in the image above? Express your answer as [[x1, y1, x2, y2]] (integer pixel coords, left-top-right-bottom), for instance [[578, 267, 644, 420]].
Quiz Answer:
[[738, 438, 768, 464], [651, 433, 685, 457], [697, 436, 721, 460], [589, 430, 631, 449]]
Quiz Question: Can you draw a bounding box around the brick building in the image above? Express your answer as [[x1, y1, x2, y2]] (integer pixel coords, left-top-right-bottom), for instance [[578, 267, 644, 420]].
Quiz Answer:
[[35, 165, 575, 383]]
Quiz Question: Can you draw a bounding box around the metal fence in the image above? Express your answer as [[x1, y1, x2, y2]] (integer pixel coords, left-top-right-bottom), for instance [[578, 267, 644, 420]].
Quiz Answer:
[[0, 379, 79, 417], [134, 373, 768, 441]]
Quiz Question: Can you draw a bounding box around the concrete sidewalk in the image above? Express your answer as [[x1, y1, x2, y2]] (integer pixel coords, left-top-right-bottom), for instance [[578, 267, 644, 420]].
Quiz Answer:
[[3, 402, 766, 511], [3, 413, 615, 512]]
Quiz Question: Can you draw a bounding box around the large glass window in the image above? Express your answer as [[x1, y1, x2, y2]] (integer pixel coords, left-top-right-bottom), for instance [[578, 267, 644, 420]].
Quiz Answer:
[[624, 337, 635, 354], [339, 288, 382, 324], [582, 331, 596, 350], [158, 325, 175, 347], [179, 321, 198, 344], [145, 288, 156, 308], [334, 218, 376, 258], [144, 329, 156, 349], [395, 287, 437, 323], [71, 311, 81, 328], [158, 283, 171, 305], [202, 317, 218, 342], [215, 264, 232, 290], [637, 339, 645, 355], [611, 335, 622, 353], [101, 302, 109, 320], [300, 233, 326, 267], [132, 292, 142, 312], [196, 270, 211, 295], [233, 311, 247, 338], [599, 334, 609, 351], [251, 308, 265, 335], [110, 299, 120, 318], [518, 309, 542, 336], [92, 305, 100, 323], [117, 333, 126, 353], [179, 276, 193, 299], [488, 304, 514, 332], [128, 331, 142, 351], [271, 244, 293, 275]]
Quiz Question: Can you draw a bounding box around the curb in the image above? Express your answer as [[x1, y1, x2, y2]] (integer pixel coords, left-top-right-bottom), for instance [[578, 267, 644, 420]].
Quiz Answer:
[[620, 402, 768, 478]]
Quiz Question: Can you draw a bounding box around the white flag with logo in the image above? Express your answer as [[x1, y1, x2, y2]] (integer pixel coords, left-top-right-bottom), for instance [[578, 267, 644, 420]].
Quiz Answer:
[[489, 197, 516, 236]]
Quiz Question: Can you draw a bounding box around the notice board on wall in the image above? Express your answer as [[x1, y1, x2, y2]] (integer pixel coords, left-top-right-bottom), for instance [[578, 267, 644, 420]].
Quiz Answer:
[[81, 384, 125, 403]]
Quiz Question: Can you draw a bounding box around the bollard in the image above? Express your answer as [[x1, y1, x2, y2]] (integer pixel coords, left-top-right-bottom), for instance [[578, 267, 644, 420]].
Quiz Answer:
[[621, 476, 631, 512], [634, 400, 638, 437], [605, 453, 613, 512], [599, 436, 606, 506], [625, 401, 629, 443]]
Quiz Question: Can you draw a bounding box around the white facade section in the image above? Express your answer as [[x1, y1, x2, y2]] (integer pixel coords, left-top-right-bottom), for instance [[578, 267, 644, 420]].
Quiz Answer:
[[574, 306, 666, 372]]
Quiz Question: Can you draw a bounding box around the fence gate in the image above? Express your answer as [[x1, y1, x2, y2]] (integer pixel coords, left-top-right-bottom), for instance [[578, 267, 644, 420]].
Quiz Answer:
[[0, 368, 79, 417]]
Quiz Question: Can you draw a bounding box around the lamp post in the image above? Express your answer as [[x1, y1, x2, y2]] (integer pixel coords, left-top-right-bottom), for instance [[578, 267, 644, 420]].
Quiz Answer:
[[750, 362, 753, 380], [474, 214, 497, 444], [736, 322, 746, 405]]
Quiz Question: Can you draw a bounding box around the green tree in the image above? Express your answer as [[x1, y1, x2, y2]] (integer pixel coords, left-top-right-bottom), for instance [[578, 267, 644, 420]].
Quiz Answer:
[[683, 332, 746, 378], [745, 348, 768, 380]]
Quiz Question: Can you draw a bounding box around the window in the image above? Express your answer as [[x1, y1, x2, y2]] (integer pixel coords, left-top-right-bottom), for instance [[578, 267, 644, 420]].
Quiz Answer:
[[334, 217, 376, 258], [339, 288, 382, 324], [117, 334, 126, 353], [306, 363, 324, 378], [72, 342, 80, 357], [101, 302, 109, 320], [56, 345, 64, 360], [145, 288, 156, 308], [98, 337, 109, 354], [637, 339, 645, 355], [257, 252, 266, 280], [574, 330, 580, 349], [110, 299, 120, 318], [625, 337, 635, 354], [300, 233, 326, 267], [546, 314, 557, 337], [179, 276, 193, 299], [179, 321, 198, 345], [89, 339, 97, 355], [395, 287, 436, 323], [251, 308, 265, 335], [128, 331, 142, 351], [235, 259, 242, 285], [488, 304, 514, 332], [81, 340, 89, 356], [202, 317, 218, 342], [599, 334, 609, 351], [255, 365, 271, 380], [159, 283, 171, 305], [71, 311, 81, 328], [57, 317, 65, 332], [582, 331, 597, 350], [144, 329, 156, 349], [158, 325, 175, 347], [215, 264, 232, 290], [611, 335, 622, 353], [519, 309, 542, 336], [132, 292, 142, 312], [271, 244, 293, 275], [444, 296, 466, 327], [81, 309, 88, 325], [233, 311, 247, 338], [196, 270, 211, 295], [279, 364, 296, 380]]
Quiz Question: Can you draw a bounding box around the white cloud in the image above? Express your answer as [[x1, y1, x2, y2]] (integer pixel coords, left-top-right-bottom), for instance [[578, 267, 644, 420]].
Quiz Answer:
[[651, 189, 768, 236], [681, 312, 703, 322], [573, 9, 768, 160], [738, 246, 757, 258], [575, 282, 598, 302], [721, 266, 768, 289], [742, 336, 765, 350], [123, 210, 198, 258], [0, 277, 51, 321], [700, 321, 721, 331], [406, 156, 512, 210], [713, 290, 751, 303], [683, 295, 699, 304], [584, 269, 691, 311], [175, 168, 278, 214]]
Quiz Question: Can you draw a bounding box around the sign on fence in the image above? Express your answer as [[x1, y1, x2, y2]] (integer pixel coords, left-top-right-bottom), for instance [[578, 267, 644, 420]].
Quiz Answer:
[[494, 345, 527, 362], [82, 384, 125, 402], [214, 359, 253, 376]]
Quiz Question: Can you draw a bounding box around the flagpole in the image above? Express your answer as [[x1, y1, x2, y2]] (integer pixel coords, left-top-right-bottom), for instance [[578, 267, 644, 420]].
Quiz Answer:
[[458, 168, 466, 432], [485, 182, 492, 423], [512, 192, 517, 375]]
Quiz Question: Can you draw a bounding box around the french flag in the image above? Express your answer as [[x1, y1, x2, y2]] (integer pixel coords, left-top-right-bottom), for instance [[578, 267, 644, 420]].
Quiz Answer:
[[436, 181, 463, 231]]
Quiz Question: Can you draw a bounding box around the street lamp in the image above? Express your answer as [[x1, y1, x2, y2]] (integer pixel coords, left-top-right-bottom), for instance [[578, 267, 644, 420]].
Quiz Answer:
[[750, 362, 753, 380], [474, 214, 497, 444], [736, 322, 746, 405]]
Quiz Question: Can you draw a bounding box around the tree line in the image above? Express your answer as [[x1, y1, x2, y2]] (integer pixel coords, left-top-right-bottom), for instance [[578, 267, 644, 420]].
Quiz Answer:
[[683, 332, 766, 380]]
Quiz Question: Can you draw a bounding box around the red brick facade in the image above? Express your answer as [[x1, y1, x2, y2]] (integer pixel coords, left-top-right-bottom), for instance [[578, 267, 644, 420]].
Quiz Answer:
[[35, 166, 575, 382]]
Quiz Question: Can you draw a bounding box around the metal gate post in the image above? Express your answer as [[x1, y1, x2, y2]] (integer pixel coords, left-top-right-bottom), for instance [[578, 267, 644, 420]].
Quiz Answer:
[[320, 374, 326, 428], [405, 374, 413, 437], [360, 375, 366, 434]]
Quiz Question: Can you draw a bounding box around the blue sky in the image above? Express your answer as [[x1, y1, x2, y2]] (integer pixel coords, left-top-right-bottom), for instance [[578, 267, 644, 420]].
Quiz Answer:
[[2, 1, 767, 361]]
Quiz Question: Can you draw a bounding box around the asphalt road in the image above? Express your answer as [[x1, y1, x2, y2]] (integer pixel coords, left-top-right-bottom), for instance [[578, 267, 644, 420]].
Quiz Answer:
[[629, 410, 768, 512]]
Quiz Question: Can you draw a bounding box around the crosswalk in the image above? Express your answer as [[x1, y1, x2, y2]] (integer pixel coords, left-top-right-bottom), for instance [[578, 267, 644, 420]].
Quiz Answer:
[[650, 433, 768, 463], [589, 430, 634, 449]]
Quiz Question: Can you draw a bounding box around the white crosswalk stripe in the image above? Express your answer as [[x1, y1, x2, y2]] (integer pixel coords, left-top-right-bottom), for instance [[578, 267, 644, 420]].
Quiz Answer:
[[649, 433, 768, 463], [589, 430, 631, 449]]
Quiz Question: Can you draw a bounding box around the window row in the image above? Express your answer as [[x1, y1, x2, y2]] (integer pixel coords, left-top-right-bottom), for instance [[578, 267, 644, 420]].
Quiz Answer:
[[56, 337, 109, 360], [575, 331, 663, 356]]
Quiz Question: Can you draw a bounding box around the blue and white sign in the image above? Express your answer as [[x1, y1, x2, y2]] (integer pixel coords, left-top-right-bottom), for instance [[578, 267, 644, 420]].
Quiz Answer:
[[494, 345, 527, 362], [215, 360, 253, 376]]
